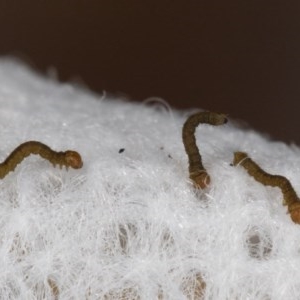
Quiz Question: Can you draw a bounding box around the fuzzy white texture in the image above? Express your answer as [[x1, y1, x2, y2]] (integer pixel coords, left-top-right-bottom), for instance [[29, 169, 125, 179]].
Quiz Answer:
[[1, 58, 300, 300]]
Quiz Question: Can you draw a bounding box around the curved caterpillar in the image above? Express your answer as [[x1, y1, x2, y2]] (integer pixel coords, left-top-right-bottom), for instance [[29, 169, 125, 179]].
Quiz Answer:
[[233, 151, 300, 224], [182, 111, 227, 188], [0, 141, 83, 179]]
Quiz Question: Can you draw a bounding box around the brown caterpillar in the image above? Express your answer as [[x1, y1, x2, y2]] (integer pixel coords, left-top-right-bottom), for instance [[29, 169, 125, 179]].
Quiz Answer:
[[233, 151, 300, 224], [182, 111, 227, 188], [0, 141, 83, 179]]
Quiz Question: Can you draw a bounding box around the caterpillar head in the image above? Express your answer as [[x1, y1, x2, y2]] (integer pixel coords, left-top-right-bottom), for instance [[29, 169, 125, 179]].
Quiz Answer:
[[288, 202, 300, 224], [64, 151, 83, 169], [213, 113, 228, 125], [190, 171, 210, 189]]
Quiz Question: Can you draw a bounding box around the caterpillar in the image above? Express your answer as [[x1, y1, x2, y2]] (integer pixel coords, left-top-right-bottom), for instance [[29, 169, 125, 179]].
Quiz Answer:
[[47, 278, 59, 300], [233, 151, 300, 224], [0, 141, 83, 179], [182, 111, 227, 188]]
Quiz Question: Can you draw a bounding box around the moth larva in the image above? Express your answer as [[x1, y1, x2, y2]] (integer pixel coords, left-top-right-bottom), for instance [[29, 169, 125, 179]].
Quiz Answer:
[[48, 278, 59, 300], [233, 151, 300, 224], [0, 141, 83, 179], [182, 111, 227, 188]]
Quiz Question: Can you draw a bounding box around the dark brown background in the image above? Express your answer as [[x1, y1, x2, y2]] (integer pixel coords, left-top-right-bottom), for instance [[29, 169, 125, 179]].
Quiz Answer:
[[1, 1, 300, 144]]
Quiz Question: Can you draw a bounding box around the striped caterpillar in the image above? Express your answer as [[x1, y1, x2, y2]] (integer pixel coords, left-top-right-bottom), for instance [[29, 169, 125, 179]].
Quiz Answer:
[[182, 111, 227, 188], [0, 141, 83, 179], [233, 151, 300, 224]]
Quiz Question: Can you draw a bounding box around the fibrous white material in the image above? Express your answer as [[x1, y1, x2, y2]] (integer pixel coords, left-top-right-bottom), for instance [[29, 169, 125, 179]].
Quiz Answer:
[[1, 58, 300, 300]]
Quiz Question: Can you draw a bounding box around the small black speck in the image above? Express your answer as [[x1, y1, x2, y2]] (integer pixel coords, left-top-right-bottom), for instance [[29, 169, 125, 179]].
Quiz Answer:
[[230, 163, 233, 167], [119, 148, 125, 153]]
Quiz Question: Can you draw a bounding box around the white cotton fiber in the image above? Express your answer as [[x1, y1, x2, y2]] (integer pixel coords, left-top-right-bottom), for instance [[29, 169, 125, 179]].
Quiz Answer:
[[1, 58, 300, 299]]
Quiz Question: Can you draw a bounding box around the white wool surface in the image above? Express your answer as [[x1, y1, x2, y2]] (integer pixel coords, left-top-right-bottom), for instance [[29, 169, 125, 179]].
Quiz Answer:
[[1, 59, 300, 300]]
